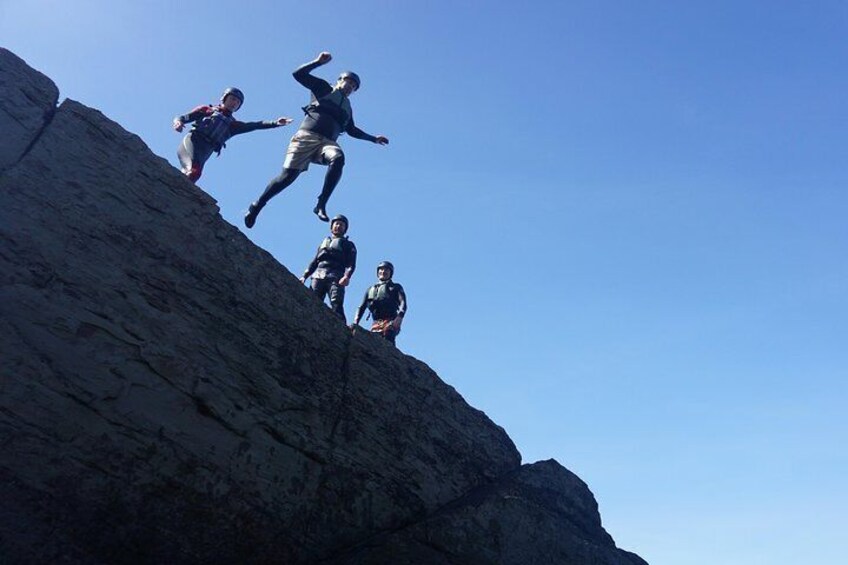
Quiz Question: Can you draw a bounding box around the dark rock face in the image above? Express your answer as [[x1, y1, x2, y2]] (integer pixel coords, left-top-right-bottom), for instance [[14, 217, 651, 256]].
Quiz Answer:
[[340, 460, 648, 565], [0, 48, 59, 171], [0, 49, 646, 564]]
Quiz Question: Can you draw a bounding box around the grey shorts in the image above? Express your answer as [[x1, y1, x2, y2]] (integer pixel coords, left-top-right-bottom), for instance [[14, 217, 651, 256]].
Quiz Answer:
[[283, 130, 344, 171]]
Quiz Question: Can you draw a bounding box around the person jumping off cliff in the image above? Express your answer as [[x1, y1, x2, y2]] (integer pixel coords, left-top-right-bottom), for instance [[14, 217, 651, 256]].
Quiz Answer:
[[173, 87, 292, 182], [244, 52, 389, 228]]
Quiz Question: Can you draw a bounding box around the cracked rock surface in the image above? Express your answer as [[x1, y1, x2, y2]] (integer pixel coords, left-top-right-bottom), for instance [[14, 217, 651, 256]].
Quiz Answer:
[[0, 48, 58, 171], [0, 49, 646, 565]]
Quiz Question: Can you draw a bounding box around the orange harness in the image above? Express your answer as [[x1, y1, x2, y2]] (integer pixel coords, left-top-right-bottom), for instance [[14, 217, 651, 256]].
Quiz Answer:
[[371, 319, 395, 336]]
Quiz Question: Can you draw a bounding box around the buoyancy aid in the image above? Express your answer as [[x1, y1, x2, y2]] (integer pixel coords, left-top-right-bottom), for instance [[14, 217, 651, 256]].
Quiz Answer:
[[367, 282, 400, 319], [192, 107, 235, 149], [318, 236, 346, 258], [315, 236, 351, 274], [367, 282, 390, 301], [303, 89, 352, 130]]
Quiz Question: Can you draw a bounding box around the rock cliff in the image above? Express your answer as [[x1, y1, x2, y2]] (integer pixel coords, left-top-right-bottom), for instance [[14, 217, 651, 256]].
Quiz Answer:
[[0, 48, 647, 565]]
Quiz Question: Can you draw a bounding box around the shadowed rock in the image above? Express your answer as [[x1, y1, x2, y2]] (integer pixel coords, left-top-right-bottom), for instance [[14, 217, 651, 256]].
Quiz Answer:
[[0, 49, 647, 565], [0, 48, 59, 171]]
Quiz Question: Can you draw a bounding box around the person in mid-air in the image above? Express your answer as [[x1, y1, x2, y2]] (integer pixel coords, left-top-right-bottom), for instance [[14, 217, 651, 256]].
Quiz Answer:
[[244, 52, 389, 228], [173, 87, 292, 182], [352, 261, 407, 345], [300, 214, 357, 321]]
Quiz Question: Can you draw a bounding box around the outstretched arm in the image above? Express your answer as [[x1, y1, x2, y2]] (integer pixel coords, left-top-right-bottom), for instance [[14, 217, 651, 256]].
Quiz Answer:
[[173, 105, 213, 132], [346, 125, 389, 145], [345, 112, 388, 144], [229, 117, 293, 136]]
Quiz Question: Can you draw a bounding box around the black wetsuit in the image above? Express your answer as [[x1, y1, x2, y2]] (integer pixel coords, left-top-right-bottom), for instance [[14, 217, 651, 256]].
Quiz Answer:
[[302, 235, 357, 320], [354, 280, 407, 344], [175, 105, 280, 181], [248, 60, 380, 223]]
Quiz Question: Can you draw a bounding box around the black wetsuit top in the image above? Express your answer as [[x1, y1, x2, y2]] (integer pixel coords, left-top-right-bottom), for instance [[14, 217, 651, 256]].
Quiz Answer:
[[355, 280, 407, 322], [303, 235, 357, 280], [293, 61, 377, 143]]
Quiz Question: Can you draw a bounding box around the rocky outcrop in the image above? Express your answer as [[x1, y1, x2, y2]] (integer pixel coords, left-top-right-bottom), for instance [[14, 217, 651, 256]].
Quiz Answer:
[[338, 460, 648, 564], [0, 49, 59, 171], [0, 48, 647, 564]]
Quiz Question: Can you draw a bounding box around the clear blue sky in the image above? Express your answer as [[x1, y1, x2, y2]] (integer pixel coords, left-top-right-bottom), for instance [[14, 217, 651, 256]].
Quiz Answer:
[[3, 1, 846, 563]]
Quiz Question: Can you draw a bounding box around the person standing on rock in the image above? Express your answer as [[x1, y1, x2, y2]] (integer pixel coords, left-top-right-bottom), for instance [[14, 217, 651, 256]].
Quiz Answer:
[[300, 214, 357, 321], [244, 52, 389, 228], [351, 261, 407, 345], [173, 87, 292, 182]]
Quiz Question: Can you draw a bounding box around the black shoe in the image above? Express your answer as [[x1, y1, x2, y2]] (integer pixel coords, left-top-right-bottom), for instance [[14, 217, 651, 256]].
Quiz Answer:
[[313, 205, 329, 222], [245, 202, 260, 229]]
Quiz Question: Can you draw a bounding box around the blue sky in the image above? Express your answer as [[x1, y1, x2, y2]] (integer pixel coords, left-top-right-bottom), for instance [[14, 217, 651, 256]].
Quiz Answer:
[[3, 1, 847, 563]]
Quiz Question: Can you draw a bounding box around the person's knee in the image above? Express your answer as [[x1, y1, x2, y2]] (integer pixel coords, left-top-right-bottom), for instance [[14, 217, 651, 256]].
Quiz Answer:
[[262, 168, 300, 199], [329, 287, 345, 309], [325, 151, 345, 168], [187, 164, 203, 182], [274, 168, 300, 185]]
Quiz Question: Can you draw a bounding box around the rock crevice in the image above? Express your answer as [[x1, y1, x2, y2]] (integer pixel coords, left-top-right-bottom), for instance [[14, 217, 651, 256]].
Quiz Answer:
[[0, 48, 59, 173]]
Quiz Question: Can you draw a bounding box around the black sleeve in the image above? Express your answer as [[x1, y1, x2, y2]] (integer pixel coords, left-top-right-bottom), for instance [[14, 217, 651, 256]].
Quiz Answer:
[[303, 244, 322, 279], [228, 120, 281, 136], [344, 241, 357, 278], [293, 61, 333, 98], [354, 289, 370, 323], [396, 284, 407, 317], [177, 105, 213, 124], [345, 114, 377, 142]]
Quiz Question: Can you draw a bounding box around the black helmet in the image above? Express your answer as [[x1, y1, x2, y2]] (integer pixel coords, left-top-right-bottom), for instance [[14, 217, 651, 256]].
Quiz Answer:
[[221, 87, 244, 106], [338, 71, 360, 90], [377, 261, 394, 275], [331, 214, 349, 231]]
